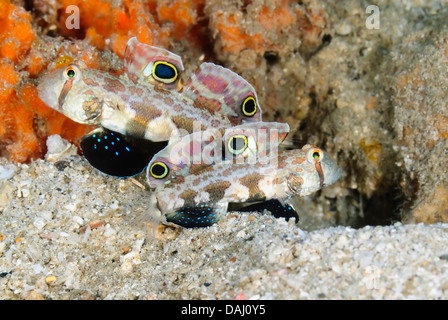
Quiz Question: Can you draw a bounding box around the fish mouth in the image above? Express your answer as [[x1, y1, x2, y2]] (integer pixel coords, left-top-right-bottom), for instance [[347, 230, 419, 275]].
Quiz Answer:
[[321, 155, 342, 187]]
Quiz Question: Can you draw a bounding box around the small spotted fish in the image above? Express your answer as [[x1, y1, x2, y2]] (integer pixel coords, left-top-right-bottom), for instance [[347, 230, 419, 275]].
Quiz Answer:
[[37, 37, 262, 177], [147, 121, 290, 188], [151, 140, 341, 228]]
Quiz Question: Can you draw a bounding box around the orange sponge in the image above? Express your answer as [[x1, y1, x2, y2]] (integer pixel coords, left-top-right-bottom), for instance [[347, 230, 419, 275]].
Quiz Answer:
[[0, 0, 34, 63]]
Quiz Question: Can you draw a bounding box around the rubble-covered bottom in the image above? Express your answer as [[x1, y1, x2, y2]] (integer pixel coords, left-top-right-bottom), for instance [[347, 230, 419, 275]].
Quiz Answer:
[[0, 156, 447, 300]]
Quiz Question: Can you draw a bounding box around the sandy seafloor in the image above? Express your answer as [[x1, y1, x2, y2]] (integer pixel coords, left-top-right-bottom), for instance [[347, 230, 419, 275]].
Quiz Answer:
[[0, 140, 447, 300]]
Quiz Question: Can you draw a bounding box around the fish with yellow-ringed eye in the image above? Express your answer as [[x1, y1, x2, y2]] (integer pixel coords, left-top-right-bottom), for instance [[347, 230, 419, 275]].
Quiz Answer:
[[150, 143, 342, 228], [145, 121, 341, 228], [37, 37, 342, 229], [241, 96, 258, 117], [38, 37, 262, 178]]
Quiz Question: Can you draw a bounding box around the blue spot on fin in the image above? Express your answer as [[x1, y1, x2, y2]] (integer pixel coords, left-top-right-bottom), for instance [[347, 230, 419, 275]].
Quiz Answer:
[[165, 203, 228, 228], [236, 199, 299, 223], [80, 127, 168, 178]]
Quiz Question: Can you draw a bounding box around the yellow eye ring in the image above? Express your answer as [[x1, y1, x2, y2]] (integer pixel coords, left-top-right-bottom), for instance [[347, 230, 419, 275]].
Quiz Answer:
[[149, 161, 169, 179], [307, 148, 324, 163], [228, 134, 248, 155], [152, 61, 178, 84], [63, 66, 78, 81], [241, 96, 257, 117]]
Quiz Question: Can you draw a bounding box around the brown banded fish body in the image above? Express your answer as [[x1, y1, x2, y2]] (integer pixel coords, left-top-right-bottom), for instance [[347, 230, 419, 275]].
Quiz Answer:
[[152, 144, 342, 228]]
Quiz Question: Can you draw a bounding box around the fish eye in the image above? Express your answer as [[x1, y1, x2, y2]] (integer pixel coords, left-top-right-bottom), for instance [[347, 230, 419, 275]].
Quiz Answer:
[[241, 96, 257, 117], [307, 148, 324, 163], [149, 161, 169, 179], [152, 61, 178, 84], [228, 134, 248, 155], [63, 66, 78, 81]]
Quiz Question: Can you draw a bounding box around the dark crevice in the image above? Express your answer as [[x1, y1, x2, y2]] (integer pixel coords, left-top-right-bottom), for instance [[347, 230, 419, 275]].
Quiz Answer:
[[353, 191, 403, 228]]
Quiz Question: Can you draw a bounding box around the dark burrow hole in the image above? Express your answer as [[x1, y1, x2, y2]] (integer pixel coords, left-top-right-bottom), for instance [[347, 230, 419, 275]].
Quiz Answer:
[[293, 92, 404, 228], [352, 191, 403, 228]]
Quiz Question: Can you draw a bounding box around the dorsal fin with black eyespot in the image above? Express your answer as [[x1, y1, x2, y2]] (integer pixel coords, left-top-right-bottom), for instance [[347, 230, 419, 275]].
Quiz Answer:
[[146, 122, 289, 188], [146, 130, 222, 189], [124, 37, 184, 91], [222, 122, 290, 161], [124, 38, 262, 122], [182, 62, 262, 123]]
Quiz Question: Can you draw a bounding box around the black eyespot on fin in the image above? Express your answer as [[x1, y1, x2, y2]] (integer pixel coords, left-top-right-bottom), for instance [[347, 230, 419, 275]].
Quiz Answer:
[[241, 96, 257, 117], [165, 204, 227, 228], [153, 61, 178, 83], [228, 135, 248, 156], [150, 162, 169, 179]]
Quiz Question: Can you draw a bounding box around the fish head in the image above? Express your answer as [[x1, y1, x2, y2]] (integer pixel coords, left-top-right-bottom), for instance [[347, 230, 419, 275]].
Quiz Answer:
[[285, 144, 342, 197], [37, 60, 101, 124]]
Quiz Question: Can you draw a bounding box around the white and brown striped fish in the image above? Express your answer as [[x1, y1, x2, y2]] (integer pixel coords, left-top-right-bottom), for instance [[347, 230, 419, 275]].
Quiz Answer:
[[149, 138, 341, 228], [37, 37, 262, 177]]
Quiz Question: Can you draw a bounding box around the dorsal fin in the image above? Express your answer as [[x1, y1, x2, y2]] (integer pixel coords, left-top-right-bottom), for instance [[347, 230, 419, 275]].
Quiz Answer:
[[182, 62, 262, 123], [124, 38, 262, 122], [223, 122, 290, 162], [146, 122, 289, 188], [124, 37, 184, 91]]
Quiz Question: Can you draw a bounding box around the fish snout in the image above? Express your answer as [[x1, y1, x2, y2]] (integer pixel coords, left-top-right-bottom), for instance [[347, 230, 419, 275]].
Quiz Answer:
[[37, 71, 64, 112]]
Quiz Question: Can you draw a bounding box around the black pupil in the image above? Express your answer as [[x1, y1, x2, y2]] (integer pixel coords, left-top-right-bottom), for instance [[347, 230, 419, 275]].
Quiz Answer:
[[155, 63, 176, 79], [231, 137, 246, 152], [152, 163, 167, 177], [313, 152, 320, 159], [67, 69, 75, 78], [243, 98, 256, 115]]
